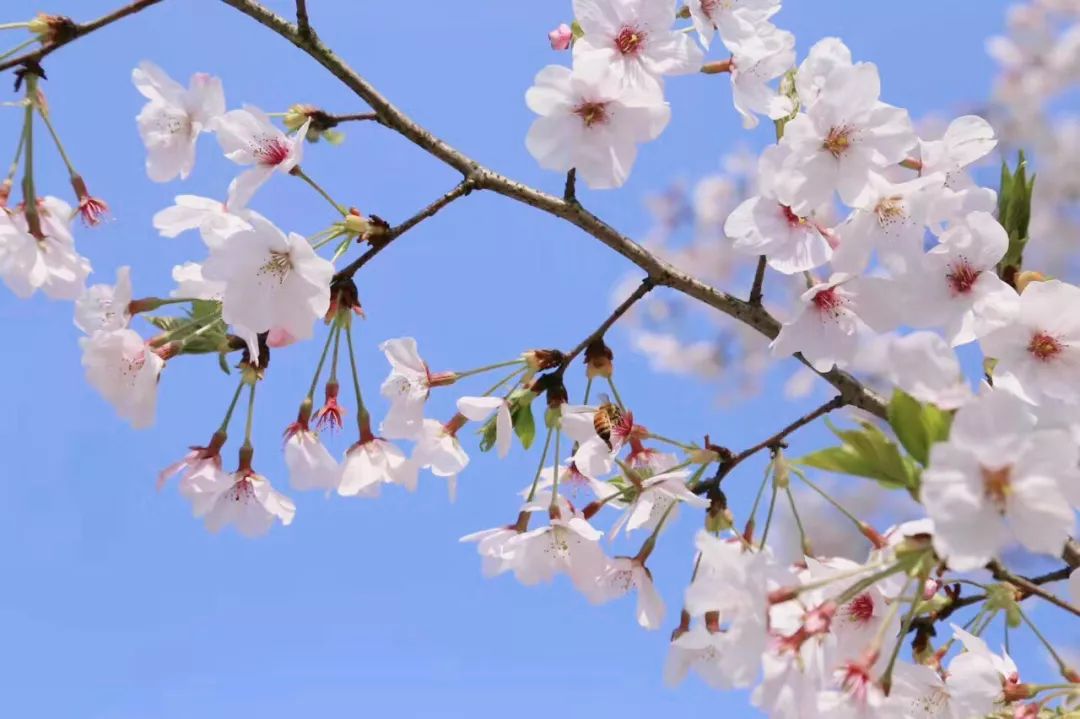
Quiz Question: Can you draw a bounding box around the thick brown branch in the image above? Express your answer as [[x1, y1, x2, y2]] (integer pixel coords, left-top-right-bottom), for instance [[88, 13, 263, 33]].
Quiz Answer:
[[0, 0, 164, 73], [215, 0, 888, 420], [334, 178, 475, 279], [989, 560, 1080, 618], [694, 395, 847, 496], [560, 277, 655, 369]]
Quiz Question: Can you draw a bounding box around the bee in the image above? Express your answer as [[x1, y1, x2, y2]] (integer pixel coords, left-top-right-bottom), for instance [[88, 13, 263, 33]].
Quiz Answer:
[[593, 393, 623, 449]]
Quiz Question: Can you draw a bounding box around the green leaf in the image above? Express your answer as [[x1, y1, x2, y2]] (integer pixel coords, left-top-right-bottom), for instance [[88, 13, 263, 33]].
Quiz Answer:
[[996, 151, 1036, 277], [512, 400, 536, 450], [798, 419, 921, 494], [886, 390, 953, 466], [145, 315, 184, 332]]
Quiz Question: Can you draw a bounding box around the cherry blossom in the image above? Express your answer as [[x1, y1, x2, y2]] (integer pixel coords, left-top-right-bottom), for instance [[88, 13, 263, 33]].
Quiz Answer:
[[283, 427, 340, 492], [917, 115, 999, 227], [74, 265, 132, 335], [213, 105, 310, 208], [795, 37, 852, 109], [571, 0, 704, 95], [506, 506, 607, 594], [412, 419, 469, 499], [590, 556, 665, 629], [897, 211, 1018, 346], [921, 390, 1078, 570], [980, 279, 1080, 403], [886, 649, 1001, 719], [725, 26, 797, 130], [460, 523, 526, 578], [456, 396, 512, 458], [170, 262, 224, 301], [338, 438, 418, 497], [133, 62, 225, 182], [803, 557, 898, 669], [153, 195, 252, 248], [525, 64, 670, 189], [0, 197, 90, 300], [776, 61, 916, 213], [200, 213, 333, 355], [770, 273, 898, 372], [379, 337, 452, 440], [182, 464, 296, 537], [79, 329, 164, 429], [882, 332, 972, 410], [725, 146, 833, 274], [609, 468, 708, 537], [687, 0, 780, 49]]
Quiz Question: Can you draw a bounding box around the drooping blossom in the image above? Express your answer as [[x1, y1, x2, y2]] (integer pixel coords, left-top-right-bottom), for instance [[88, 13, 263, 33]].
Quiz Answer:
[[608, 468, 708, 538], [412, 418, 469, 500], [725, 26, 797, 130], [338, 437, 418, 497], [181, 463, 295, 538], [590, 556, 665, 629], [74, 265, 132, 335], [153, 195, 252, 248], [688, 0, 780, 49], [283, 426, 340, 492], [525, 64, 670, 189], [133, 61, 225, 182], [80, 328, 164, 429], [0, 197, 91, 300], [379, 337, 454, 440], [456, 396, 513, 458], [505, 503, 607, 595], [213, 106, 310, 208]]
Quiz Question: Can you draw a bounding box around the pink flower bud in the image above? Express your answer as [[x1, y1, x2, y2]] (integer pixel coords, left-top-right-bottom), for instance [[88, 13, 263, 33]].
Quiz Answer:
[[548, 23, 573, 51]]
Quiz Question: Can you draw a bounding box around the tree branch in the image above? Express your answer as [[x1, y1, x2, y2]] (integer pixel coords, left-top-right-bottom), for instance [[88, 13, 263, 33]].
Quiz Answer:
[[693, 396, 847, 496], [749, 256, 767, 305], [0, 0, 164, 73], [334, 178, 476, 280], [989, 560, 1080, 618], [295, 0, 312, 38], [214, 0, 888, 419], [560, 277, 655, 370]]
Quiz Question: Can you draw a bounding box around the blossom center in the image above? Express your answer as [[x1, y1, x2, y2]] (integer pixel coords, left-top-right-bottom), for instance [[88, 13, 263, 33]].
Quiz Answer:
[[614, 26, 646, 56], [258, 250, 293, 284], [811, 287, 845, 317], [252, 134, 291, 166], [875, 197, 906, 226], [781, 204, 803, 228], [226, 476, 256, 503], [823, 126, 855, 158], [945, 258, 979, 295], [981, 465, 1012, 509], [1027, 331, 1063, 362], [574, 101, 610, 128], [844, 593, 875, 624]]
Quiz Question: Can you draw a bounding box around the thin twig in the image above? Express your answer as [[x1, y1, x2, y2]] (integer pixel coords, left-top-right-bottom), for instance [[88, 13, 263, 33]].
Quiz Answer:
[[694, 396, 846, 496], [0, 0, 164, 73], [295, 0, 311, 38], [334, 178, 476, 279], [749, 256, 767, 305], [559, 277, 655, 369], [563, 168, 577, 203], [989, 560, 1080, 618], [330, 112, 378, 123]]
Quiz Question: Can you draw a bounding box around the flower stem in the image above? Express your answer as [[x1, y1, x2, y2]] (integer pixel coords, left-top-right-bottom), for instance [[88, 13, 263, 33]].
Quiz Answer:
[[0, 37, 37, 63], [242, 378, 258, 450], [833, 564, 906, 606], [583, 376, 593, 405], [327, 321, 342, 384], [0, 22, 31, 31], [217, 379, 246, 433], [291, 166, 346, 216], [881, 577, 923, 692], [480, 366, 525, 397], [606, 376, 626, 410], [646, 432, 696, 451], [758, 483, 778, 550], [871, 575, 914, 661], [636, 501, 677, 562], [784, 486, 811, 556], [20, 73, 41, 239], [790, 466, 869, 535], [454, 358, 526, 381], [524, 425, 554, 503], [307, 323, 337, 400], [343, 315, 369, 431], [1018, 605, 1076, 680], [35, 101, 78, 178], [549, 429, 562, 510], [5, 114, 27, 184]]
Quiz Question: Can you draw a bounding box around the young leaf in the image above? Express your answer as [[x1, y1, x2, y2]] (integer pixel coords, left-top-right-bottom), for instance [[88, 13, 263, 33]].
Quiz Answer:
[[798, 419, 921, 494], [886, 390, 953, 466]]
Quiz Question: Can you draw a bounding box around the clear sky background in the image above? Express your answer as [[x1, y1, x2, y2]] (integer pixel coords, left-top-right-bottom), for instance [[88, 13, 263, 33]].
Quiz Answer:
[[0, 1, 1071, 717]]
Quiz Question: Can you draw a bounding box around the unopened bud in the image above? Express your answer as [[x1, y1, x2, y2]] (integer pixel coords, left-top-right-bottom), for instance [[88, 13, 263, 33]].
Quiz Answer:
[[772, 456, 790, 490], [1002, 683, 1034, 703], [343, 211, 371, 236], [284, 103, 318, 132], [548, 23, 573, 50], [1015, 270, 1046, 293], [584, 338, 614, 379], [29, 13, 76, 43], [704, 505, 733, 533]]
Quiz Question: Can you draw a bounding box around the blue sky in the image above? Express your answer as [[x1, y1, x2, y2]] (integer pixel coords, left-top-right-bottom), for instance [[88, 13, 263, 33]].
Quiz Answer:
[[0, 1, 1071, 717]]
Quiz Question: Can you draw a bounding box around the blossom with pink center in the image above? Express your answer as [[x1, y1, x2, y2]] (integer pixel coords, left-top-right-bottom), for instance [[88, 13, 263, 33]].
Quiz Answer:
[[153, 195, 252, 249], [379, 337, 453, 440], [980, 279, 1080, 403], [726, 145, 833, 274], [0, 197, 90, 300], [525, 64, 670, 189], [74, 265, 132, 335], [133, 61, 225, 182], [770, 273, 898, 372], [921, 390, 1078, 571], [885, 651, 1001, 719], [181, 464, 295, 538], [338, 437, 418, 497], [816, 658, 887, 719], [894, 211, 1018, 347], [79, 328, 164, 429], [213, 105, 310, 208], [776, 61, 917, 213], [571, 0, 703, 95], [609, 468, 708, 538]]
